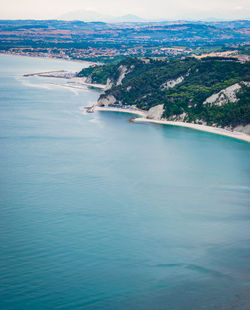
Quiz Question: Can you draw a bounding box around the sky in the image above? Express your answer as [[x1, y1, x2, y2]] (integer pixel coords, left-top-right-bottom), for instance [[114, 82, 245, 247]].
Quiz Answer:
[[0, 0, 249, 20]]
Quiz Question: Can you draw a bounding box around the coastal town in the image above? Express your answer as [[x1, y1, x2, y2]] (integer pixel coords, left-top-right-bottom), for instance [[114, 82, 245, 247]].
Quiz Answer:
[[0, 19, 249, 63], [1, 46, 250, 63], [1, 46, 191, 62]]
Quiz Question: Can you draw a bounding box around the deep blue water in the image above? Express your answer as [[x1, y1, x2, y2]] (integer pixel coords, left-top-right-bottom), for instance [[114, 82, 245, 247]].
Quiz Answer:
[[0, 55, 250, 310]]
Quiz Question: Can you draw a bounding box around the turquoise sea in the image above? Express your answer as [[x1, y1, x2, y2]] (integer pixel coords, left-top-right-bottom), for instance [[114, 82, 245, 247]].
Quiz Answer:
[[0, 55, 250, 310]]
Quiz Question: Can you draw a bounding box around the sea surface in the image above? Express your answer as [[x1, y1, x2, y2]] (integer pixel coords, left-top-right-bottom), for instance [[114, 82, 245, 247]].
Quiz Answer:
[[0, 55, 250, 310]]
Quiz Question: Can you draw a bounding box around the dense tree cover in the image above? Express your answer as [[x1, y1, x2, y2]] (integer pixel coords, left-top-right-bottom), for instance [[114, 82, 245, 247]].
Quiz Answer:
[[77, 58, 143, 84], [77, 63, 117, 84], [79, 57, 250, 128], [103, 58, 199, 109], [163, 59, 249, 120], [199, 86, 250, 127]]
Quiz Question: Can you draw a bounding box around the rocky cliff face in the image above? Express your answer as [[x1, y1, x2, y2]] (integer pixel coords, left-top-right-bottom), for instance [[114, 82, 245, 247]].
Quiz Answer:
[[166, 112, 188, 122], [103, 64, 134, 90], [116, 65, 129, 85], [104, 78, 113, 91], [230, 124, 250, 135], [203, 82, 250, 106], [161, 76, 184, 90], [138, 83, 250, 134], [80, 76, 93, 84], [147, 104, 164, 120], [97, 95, 116, 107]]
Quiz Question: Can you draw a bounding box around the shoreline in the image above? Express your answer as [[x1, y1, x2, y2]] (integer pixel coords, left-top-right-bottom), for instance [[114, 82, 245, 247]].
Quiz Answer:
[[74, 78, 106, 90], [3, 53, 248, 143], [94, 106, 146, 116], [22, 71, 106, 90], [94, 106, 250, 143], [0, 52, 99, 66]]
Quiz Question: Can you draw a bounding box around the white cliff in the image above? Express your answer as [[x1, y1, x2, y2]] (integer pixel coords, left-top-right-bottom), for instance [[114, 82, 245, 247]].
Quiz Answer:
[[147, 104, 164, 120], [203, 82, 250, 106], [116, 65, 128, 85], [161, 76, 184, 90], [97, 95, 116, 107], [103, 65, 133, 90], [166, 112, 188, 122], [232, 124, 250, 135], [104, 78, 113, 91]]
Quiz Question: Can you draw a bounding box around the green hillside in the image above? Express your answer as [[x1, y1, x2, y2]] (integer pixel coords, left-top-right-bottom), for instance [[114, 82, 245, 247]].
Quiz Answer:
[[79, 57, 250, 128]]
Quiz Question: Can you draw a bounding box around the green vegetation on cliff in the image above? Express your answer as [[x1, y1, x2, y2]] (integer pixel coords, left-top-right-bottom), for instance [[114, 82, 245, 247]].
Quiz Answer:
[[79, 57, 250, 128], [77, 63, 117, 84], [199, 85, 250, 127], [77, 58, 142, 84]]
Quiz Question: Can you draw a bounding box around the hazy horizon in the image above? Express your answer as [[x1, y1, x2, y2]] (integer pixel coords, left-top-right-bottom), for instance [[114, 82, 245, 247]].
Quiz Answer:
[[1, 0, 250, 21]]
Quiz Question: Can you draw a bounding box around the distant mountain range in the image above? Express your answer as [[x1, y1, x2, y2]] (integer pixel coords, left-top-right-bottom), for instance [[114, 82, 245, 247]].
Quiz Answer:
[[58, 9, 250, 23], [58, 10, 145, 23]]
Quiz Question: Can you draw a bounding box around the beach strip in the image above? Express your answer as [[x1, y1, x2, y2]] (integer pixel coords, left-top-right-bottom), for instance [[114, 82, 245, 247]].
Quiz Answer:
[[94, 106, 250, 143], [94, 106, 146, 116], [134, 118, 250, 142]]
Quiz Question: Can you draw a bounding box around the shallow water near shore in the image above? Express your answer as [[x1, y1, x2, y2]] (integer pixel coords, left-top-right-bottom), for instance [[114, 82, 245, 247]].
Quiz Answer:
[[0, 55, 250, 310]]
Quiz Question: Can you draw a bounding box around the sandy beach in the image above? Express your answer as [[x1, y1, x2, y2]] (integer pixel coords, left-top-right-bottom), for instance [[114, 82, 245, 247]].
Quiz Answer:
[[94, 106, 250, 143], [94, 106, 146, 116]]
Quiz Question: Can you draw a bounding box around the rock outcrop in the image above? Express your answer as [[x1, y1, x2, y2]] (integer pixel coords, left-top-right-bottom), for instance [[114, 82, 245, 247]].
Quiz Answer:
[[161, 76, 184, 90], [104, 78, 113, 91], [84, 75, 93, 84], [233, 124, 250, 135], [166, 112, 187, 122], [97, 95, 116, 107], [117, 65, 128, 85], [203, 82, 250, 106], [103, 65, 134, 90], [147, 104, 164, 120]]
